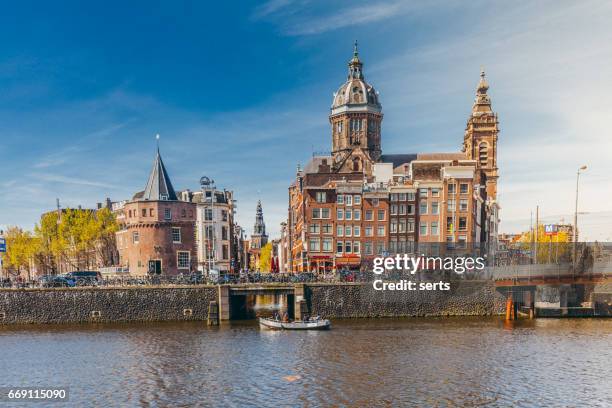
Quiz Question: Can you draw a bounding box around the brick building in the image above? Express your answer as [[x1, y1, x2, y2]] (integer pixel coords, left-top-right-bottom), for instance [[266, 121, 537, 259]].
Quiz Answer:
[[286, 44, 500, 273], [115, 147, 197, 276]]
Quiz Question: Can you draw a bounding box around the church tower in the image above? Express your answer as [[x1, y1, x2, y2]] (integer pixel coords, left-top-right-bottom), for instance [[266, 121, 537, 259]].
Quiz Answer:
[[463, 69, 499, 199], [250, 200, 268, 250], [330, 42, 383, 174]]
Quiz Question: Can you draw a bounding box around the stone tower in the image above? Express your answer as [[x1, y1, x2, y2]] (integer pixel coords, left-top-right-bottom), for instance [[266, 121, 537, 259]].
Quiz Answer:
[[250, 200, 268, 250], [330, 41, 383, 174], [463, 69, 499, 199]]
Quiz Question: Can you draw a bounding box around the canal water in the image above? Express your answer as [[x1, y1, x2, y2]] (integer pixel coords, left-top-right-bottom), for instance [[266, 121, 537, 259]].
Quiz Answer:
[[1, 317, 611, 407]]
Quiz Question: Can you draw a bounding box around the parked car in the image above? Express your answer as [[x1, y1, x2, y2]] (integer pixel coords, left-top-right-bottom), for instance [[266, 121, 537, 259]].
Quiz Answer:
[[64, 271, 101, 286], [40, 275, 72, 288]]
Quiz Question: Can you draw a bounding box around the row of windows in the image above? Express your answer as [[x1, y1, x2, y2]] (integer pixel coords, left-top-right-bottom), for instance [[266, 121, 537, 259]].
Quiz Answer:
[[419, 184, 470, 197], [390, 192, 416, 201], [336, 194, 361, 205], [390, 220, 415, 233], [129, 207, 177, 220], [132, 227, 185, 244], [390, 204, 415, 215], [416, 217, 469, 235], [203, 208, 229, 222]]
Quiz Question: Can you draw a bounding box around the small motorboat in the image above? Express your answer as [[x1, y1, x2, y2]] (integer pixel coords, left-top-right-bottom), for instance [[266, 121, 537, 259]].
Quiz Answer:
[[259, 316, 331, 330]]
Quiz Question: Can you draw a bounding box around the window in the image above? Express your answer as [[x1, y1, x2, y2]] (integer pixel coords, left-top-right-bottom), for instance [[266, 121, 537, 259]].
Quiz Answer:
[[391, 193, 399, 202], [309, 238, 320, 251], [337, 194, 344, 204], [419, 188, 428, 197], [399, 193, 407, 201], [407, 220, 415, 232], [431, 221, 439, 236], [364, 242, 373, 255], [337, 121, 343, 133], [460, 183, 469, 194], [337, 241, 344, 254], [407, 204, 415, 215], [354, 195, 361, 205], [377, 210, 385, 221], [365, 210, 373, 221], [447, 217, 454, 232], [365, 226, 373, 236], [222, 226, 228, 240], [337, 225, 344, 236], [205, 226, 214, 240], [345, 209, 352, 220], [448, 183, 456, 194], [172, 227, 181, 243], [316, 192, 327, 203], [346, 195, 353, 206], [164, 208, 171, 220], [431, 201, 439, 215], [390, 221, 397, 233], [459, 217, 467, 231], [376, 242, 385, 255], [479, 142, 488, 165], [353, 241, 360, 254], [399, 220, 406, 233], [222, 210, 228, 222], [177, 251, 190, 269], [354, 209, 361, 220], [204, 208, 213, 221], [142, 209, 147, 217], [132, 231, 139, 244], [309, 224, 320, 234], [389, 241, 397, 253], [399, 204, 406, 215], [150, 208, 154, 217], [432, 188, 440, 197], [419, 202, 428, 214], [391, 204, 398, 215], [420, 222, 428, 236], [322, 238, 333, 252], [447, 199, 456, 212], [354, 226, 361, 236], [345, 241, 352, 253], [407, 192, 415, 201], [321, 208, 330, 219], [312, 208, 321, 219], [181, 209, 186, 218], [322, 224, 332, 234], [460, 199, 468, 212], [377, 225, 385, 236], [345, 226, 352, 236], [337, 209, 344, 220], [222, 244, 229, 260]]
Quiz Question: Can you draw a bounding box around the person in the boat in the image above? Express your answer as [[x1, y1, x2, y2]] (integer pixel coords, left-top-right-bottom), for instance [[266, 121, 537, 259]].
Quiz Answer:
[[282, 311, 289, 322]]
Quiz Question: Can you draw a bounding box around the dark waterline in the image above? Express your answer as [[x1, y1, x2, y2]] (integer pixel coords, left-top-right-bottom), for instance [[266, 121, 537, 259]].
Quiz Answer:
[[1, 317, 611, 407]]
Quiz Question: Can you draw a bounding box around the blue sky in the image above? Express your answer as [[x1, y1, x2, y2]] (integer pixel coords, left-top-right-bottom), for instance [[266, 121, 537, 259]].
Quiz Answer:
[[1, 0, 611, 240]]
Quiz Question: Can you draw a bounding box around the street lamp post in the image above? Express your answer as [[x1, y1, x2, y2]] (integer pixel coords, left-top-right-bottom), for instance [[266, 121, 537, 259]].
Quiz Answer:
[[573, 165, 587, 270], [200, 176, 216, 276]]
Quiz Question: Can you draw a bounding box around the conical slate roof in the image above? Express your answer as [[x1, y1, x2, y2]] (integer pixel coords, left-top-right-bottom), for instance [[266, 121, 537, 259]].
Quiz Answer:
[[142, 148, 178, 201]]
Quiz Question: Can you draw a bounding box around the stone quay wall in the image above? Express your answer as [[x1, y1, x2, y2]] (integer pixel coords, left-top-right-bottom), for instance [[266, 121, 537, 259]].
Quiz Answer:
[[0, 286, 218, 325], [0, 281, 505, 325], [305, 281, 506, 318]]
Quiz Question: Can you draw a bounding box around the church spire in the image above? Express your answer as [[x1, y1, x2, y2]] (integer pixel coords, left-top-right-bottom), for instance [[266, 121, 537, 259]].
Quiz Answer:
[[472, 67, 492, 114], [142, 138, 178, 201], [348, 40, 363, 80], [253, 200, 266, 236]]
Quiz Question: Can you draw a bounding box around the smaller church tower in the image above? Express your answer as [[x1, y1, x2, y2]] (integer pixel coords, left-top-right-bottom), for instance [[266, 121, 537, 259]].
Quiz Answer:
[[463, 69, 499, 199], [250, 200, 268, 250]]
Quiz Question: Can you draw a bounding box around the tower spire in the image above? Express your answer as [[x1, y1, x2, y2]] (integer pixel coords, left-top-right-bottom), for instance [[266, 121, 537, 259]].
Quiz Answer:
[[473, 67, 491, 114]]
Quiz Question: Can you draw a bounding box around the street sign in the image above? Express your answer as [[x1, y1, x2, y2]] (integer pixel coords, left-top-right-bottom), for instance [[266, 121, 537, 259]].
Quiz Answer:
[[544, 224, 558, 236], [0, 238, 6, 253]]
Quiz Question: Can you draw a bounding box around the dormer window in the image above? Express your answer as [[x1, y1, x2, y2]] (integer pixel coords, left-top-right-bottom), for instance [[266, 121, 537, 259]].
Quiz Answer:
[[160, 194, 168, 200]]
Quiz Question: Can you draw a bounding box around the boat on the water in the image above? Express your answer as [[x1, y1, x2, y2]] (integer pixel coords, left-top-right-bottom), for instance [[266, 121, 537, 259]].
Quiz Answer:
[[259, 316, 331, 330]]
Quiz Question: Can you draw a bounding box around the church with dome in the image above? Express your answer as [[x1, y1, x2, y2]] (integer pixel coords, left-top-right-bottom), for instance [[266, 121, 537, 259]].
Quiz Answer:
[[282, 43, 500, 274]]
